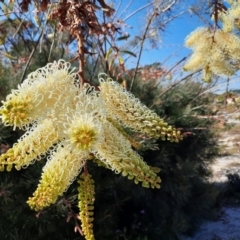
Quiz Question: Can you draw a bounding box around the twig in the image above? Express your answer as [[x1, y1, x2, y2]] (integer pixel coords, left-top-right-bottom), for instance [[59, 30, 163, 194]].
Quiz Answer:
[[13, 19, 24, 38], [159, 10, 188, 27], [48, 23, 57, 61], [112, 0, 122, 20], [160, 0, 177, 13], [89, 52, 100, 82], [20, 30, 43, 83], [123, 2, 153, 22], [153, 56, 189, 89], [129, 12, 156, 91], [2, 39, 17, 68], [118, 0, 133, 20], [148, 70, 201, 109]]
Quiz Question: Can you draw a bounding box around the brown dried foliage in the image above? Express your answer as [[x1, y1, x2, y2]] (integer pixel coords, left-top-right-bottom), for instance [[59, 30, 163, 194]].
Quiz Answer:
[[17, 0, 117, 83], [19, 0, 31, 12], [48, 0, 116, 83]]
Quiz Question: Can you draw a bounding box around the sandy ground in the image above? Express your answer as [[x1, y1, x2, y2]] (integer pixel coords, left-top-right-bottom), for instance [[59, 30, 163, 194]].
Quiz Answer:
[[210, 155, 240, 183], [182, 116, 240, 240], [184, 207, 240, 240]]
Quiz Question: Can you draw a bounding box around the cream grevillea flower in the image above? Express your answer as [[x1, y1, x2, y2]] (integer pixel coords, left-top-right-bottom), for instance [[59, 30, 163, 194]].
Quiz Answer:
[[99, 76, 182, 142], [0, 60, 182, 240], [27, 144, 86, 211], [0, 118, 59, 171], [0, 60, 78, 130], [94, 121, 161, 189], [184, 3, 240, 82], [184, 27, 240, 81], [214, 3, 240, 32]]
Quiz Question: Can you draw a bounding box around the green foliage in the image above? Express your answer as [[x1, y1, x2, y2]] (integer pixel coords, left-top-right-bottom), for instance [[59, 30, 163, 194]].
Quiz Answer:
[[0, 165, 85, 239]]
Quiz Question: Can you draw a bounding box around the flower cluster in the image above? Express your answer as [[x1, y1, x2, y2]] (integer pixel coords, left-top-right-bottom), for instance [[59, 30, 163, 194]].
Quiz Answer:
[[183, 1, 240, 82], [215, 1, 240, 32], [78, 173, 95, 240], [0, 60, 182, 240], [183, 28, 240, 82]]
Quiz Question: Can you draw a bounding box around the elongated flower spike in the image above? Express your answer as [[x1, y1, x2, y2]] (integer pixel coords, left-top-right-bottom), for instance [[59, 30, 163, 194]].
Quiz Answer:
[[27, 144, 86, 211], [213, 2, 240, 32], [94, 121, 161, 189], [99, 75, 182, 142], [0, 119, 59, 171], [78, 172, 95, 240], [0, 60, 78, 130]]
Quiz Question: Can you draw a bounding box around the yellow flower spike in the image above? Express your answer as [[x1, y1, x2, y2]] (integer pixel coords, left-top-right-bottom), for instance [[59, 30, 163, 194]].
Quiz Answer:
[[27, 145, 86, 211], [78, 172, 95, 240], [94, 121, 161, 189], [220, 3, 240, 31], [0, 60, 78, 129], [0, 119, 59, 170], [99, 77, 182, 142], [184, 27, 240, 80], [0, 164, 4, 171]]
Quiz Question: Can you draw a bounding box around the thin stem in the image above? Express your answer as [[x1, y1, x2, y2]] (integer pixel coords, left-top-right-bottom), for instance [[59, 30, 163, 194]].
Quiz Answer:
[[123, 2, 153, 22], [118, 0, 133, 20], [48, 24, 57, 61], [20, 30, 43, 83], [224, 77, 230, 107], [89, 53, 100, 82], [153, 55, 189, 89], [129, 12, 156, 91], [76, 32, 85, 85], [149, 70, 201, 109], [112, 0, 122, 20]]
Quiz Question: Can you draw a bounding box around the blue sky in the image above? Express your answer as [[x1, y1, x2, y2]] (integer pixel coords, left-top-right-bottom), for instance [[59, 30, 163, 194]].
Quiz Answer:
[[2, 0, 239, 91], [114, 0, 201, 66], [112, 0, 240, 92]]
